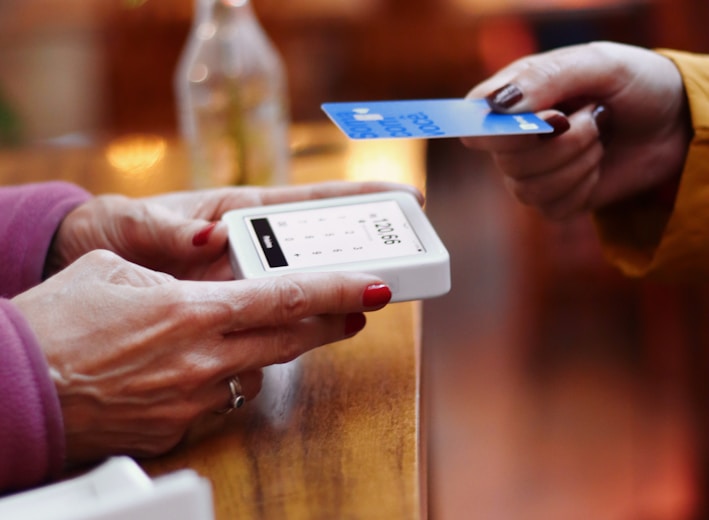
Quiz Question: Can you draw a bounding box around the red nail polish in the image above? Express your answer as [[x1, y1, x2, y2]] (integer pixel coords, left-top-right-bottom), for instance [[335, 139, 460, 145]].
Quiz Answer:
[[540, 114, 571, 139], [363, 283, 392, 308], [486, 84, 523, 111], [192, 222, 217, 247], [344, 313, 366, 337]]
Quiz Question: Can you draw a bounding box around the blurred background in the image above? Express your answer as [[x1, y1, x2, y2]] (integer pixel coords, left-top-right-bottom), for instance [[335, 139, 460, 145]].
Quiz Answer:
[[0, 0, 707, 144], [3, 1, 709, 519]]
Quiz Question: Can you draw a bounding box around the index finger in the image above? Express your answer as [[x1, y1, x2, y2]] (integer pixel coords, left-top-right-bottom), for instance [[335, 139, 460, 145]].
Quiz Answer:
[[467, 42, 622, 114], [187, 272, 391, 332], [207, 181, 424, 215], [257, 181, 425, 207], [148, 181, 425, 223]]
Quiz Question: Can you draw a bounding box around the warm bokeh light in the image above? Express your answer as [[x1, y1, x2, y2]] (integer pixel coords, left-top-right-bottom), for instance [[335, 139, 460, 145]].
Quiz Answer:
[[288, 122, 426, 194], [105, 133, 167, 178], [345, 139, 427, 194]]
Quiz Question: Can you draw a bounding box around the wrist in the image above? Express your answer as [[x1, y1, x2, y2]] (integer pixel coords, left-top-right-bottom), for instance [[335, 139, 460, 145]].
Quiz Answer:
[[43, 204, 84, 279]]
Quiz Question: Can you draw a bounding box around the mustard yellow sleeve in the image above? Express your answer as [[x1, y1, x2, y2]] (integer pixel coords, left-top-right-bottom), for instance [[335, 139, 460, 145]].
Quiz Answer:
[[594, 49, 709, 282]]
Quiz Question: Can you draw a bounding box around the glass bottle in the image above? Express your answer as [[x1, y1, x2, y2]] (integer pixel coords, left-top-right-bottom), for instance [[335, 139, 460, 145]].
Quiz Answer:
[[175, 0, 290, 188]]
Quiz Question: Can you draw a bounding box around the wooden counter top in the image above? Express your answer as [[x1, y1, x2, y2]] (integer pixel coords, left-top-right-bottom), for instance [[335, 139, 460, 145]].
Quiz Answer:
[[0, 124, 427, 519]]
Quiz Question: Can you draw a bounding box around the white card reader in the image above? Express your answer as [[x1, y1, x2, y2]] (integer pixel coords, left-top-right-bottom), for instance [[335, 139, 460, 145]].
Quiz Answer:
[[222, 191, 450, 302]]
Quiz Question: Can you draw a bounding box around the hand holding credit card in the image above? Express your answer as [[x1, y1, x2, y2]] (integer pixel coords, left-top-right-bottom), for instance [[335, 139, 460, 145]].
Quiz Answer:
[[321, 98, 553, 140]]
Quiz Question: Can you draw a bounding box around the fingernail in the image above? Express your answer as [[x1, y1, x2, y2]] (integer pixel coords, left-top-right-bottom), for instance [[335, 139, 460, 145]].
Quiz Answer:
[[192, 222, 217, 247], [592, 104, 611, 145], [486, 84, 523, 111], [344, 313, 366, 337], [362, 283, 392, 308], [540, 114, 571, 140]]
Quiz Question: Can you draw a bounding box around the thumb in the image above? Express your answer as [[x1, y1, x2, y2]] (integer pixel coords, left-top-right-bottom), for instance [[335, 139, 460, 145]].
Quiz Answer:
[[467, 43, 622, 114]]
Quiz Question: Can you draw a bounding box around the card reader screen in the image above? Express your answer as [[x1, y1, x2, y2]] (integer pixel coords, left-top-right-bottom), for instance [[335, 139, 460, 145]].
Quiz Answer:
[[247, 200, 426, 270]]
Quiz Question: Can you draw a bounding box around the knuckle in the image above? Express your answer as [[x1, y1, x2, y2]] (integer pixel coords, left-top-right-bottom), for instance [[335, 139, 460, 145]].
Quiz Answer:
[[145, 433, 185, 456], [119, 198, 151, 232], [509, 178, 543, 207], [128, 421, 190, 458], [271, 328, 305, 364], [586, 41, 617, 63], [146, 286, 191, 324], [162, 285, 225, 330], [153, 403, 200, 435], [76, 249, 129, 282], [81, 248, 121, 265], [182, 360, 221, 391], [526, 57, 564, 88], [273, 277, 310, 321]]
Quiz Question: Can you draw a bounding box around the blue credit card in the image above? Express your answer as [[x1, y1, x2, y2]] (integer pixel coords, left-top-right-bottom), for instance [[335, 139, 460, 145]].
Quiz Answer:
[[321, 98, 553, 140]]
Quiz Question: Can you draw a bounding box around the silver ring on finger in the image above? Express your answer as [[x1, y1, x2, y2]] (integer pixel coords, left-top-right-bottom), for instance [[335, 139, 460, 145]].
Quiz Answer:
[[215, 376, 245, 415]]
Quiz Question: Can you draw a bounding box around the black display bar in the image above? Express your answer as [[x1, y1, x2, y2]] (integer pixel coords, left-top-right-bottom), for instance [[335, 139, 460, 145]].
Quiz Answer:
[[250, 218, 288, 268]]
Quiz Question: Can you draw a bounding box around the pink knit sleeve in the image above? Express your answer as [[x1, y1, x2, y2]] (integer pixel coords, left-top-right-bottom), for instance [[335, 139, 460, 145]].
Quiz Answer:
[[0, 181, 90, 297], [0, 300, 64, 493], [0, 182, 91, 492]]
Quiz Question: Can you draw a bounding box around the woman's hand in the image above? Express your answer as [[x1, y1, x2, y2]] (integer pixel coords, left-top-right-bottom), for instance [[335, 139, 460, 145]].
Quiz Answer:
[[46, 181, 423, 280], [462, 41, 692, 219], [13, 250, 392, 464]]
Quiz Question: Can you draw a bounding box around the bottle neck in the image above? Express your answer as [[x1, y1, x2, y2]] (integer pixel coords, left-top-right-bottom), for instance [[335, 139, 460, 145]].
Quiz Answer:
[[215, 0, 252, 9], [195, 0, 254, 23]]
